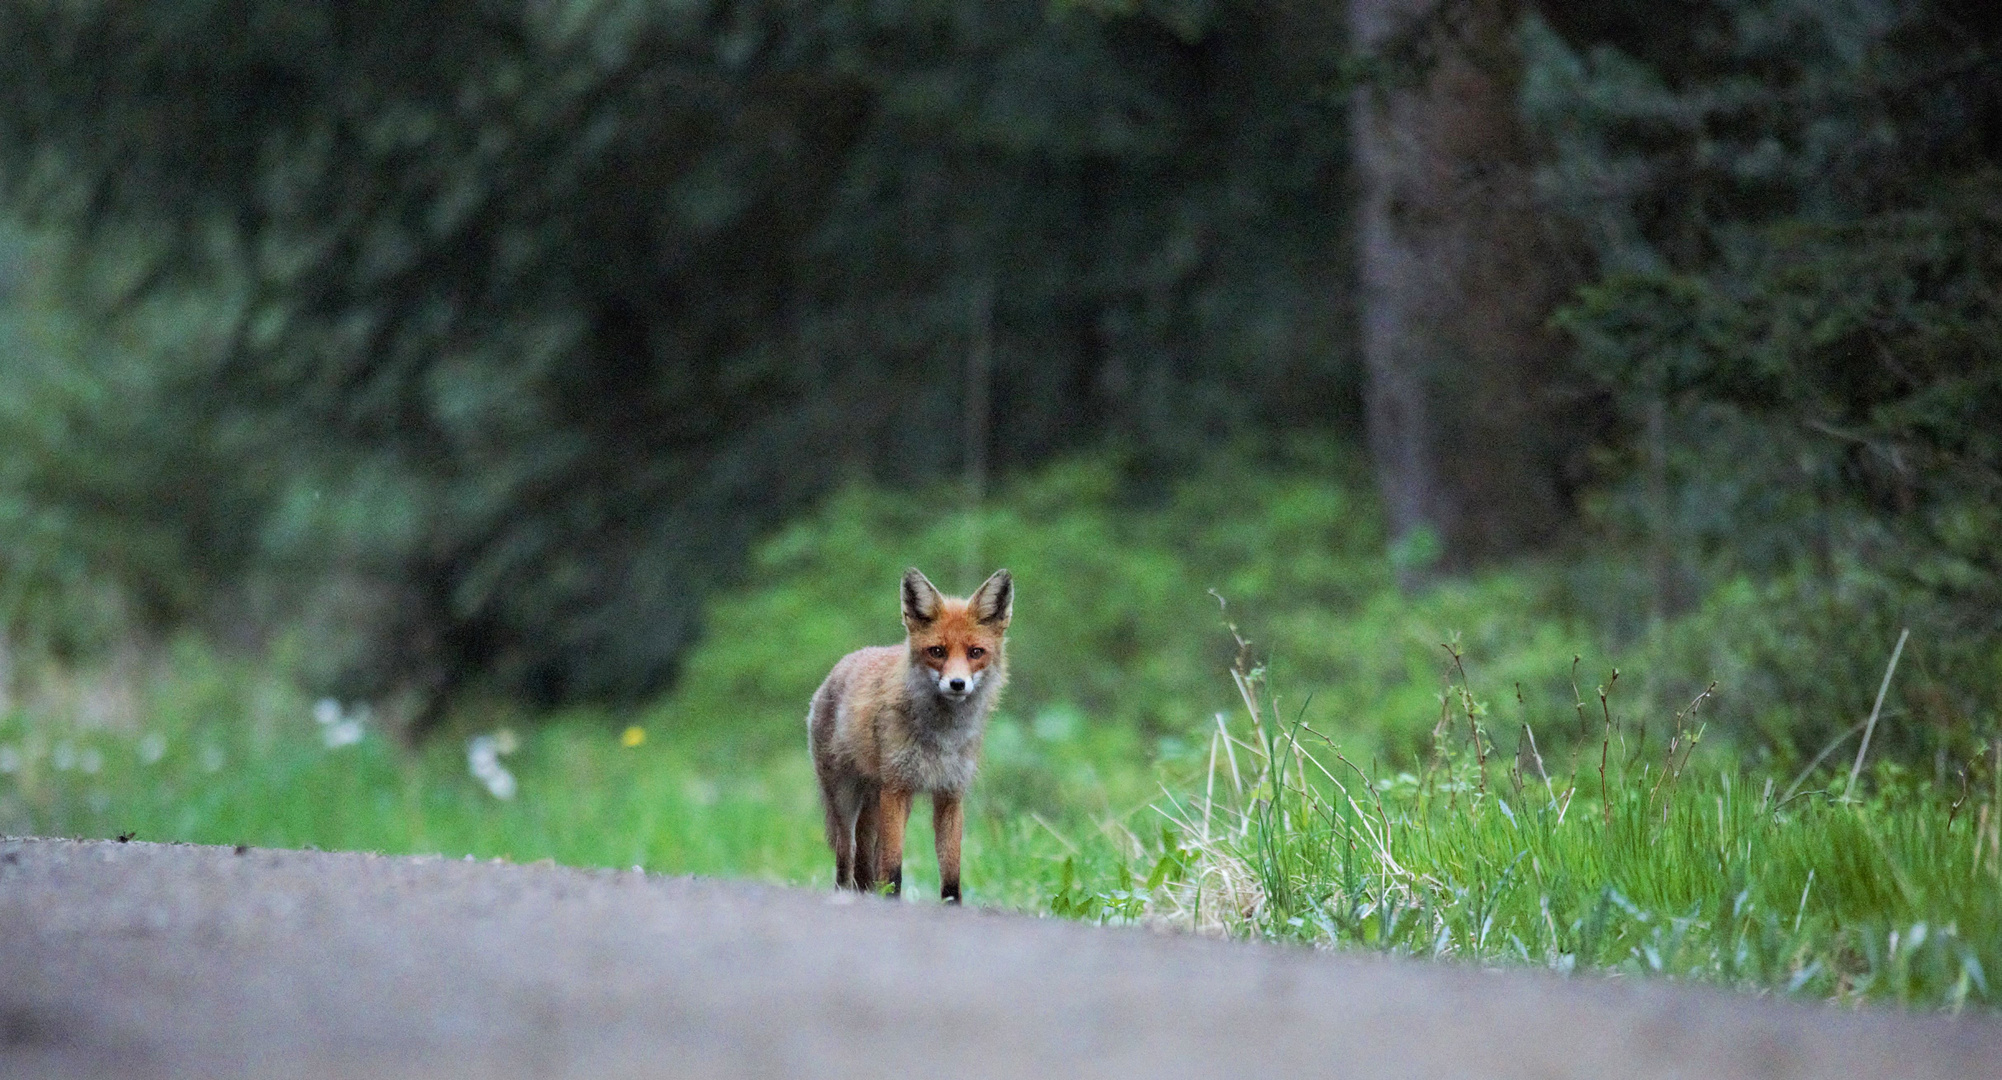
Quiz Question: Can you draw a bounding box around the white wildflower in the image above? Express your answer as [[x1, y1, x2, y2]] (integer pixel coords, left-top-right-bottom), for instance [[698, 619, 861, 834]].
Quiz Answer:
[[314, 699, 367, 748], [467, 734, 517, 800], [323, 720, 365, 748], [0, 744, 20, 774], [138, 732, 167, 765]]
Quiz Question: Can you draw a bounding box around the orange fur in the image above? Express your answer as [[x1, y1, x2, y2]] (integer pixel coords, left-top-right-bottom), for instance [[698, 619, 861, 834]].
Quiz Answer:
[[807, 568, 1012, 902]]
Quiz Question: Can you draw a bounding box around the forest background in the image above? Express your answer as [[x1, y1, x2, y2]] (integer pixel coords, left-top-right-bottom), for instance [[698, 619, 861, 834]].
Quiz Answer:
[[0, 0, 2000, 984]]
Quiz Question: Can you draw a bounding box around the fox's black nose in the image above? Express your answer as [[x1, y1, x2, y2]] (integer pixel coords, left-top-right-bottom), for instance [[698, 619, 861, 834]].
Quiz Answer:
[[949, 678, 966, 693]]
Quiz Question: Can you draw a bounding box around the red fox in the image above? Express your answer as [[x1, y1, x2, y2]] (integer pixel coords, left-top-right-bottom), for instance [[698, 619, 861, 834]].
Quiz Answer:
[[807, 567, 1013, 902]]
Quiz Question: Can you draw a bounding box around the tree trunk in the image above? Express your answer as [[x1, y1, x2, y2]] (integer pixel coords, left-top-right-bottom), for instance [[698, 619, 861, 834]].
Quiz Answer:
[[1349, 0, 1578, 574]]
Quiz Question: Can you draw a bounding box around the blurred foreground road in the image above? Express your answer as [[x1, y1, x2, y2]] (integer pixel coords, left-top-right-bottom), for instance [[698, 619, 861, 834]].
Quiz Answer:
[[1, 836, 1996, 1079]]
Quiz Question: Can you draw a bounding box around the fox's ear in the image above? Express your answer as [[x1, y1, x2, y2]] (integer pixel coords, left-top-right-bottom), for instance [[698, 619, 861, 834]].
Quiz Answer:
[[901, 568, 943, 627], [970, 569, 1013, 628]]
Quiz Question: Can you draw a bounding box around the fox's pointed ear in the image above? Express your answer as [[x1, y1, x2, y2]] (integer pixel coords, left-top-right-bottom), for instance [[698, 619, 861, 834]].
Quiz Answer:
[[970, 569, 1013, 629], [901, 568, 943, 627]]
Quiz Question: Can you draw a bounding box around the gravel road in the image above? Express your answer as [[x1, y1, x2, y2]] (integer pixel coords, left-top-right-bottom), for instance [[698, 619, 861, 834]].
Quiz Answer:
[[1, 836, 1995, 1079]]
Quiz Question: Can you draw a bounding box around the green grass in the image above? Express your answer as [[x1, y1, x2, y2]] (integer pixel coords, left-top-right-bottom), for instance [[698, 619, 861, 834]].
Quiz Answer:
[[1047, 661, 2002, 1012], [3, 640, 1998, 1012], [0, 640, 1141, 909]]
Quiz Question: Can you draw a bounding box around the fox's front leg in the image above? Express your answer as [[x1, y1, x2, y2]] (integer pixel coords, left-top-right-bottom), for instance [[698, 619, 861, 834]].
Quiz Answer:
[[851, 786, 880, 892], [933, 791, 963, 903], [875, 787, 913, 896]]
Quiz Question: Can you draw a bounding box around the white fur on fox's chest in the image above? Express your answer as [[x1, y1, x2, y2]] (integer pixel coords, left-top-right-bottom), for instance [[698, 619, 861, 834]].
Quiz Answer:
[[870, 676, 995, 793], [879, 713, 985, 793]]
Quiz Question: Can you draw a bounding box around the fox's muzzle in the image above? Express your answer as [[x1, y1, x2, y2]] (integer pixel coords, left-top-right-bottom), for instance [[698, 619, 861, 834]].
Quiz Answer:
[[933, 667, 981, 700]]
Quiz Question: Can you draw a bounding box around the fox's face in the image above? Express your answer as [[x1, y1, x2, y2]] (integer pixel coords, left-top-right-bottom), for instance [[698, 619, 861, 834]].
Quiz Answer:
[[901, 568, 1012, 703]]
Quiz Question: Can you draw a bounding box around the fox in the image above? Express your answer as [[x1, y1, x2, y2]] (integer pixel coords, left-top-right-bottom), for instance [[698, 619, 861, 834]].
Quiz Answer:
[[807, 567, 1013, 903]]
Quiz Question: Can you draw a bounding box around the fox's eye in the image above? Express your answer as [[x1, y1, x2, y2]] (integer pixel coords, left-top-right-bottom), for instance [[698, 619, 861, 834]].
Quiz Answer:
[[927, 645, 948, 659], [966, 647, 985, 659]]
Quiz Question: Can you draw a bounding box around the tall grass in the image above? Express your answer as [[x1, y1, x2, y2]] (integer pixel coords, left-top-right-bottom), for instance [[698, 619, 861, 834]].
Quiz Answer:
[[1055, 652, 2002, 1012]]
